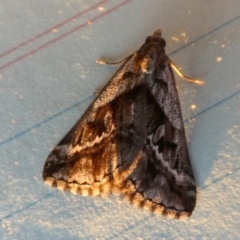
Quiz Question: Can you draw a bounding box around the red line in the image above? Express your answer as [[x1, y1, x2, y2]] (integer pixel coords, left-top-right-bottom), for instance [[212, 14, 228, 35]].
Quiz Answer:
[[0, 0, 107, 59], [0, 0, 131, 71]]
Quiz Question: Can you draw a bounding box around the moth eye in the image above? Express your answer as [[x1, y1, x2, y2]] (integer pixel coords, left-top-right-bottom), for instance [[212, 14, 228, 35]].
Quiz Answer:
[[145, 36, 152, 43], [159, 38, 166, 48]]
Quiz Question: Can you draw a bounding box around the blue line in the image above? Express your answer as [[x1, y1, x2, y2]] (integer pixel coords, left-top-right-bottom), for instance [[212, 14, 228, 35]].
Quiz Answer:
[[0, 95, 93, 147], [202, 166, 240, 190], [189, 89, 240, 120], [169, 14, 240, 56], [0, 193, 53, 221], [184, 89, 240, 122]]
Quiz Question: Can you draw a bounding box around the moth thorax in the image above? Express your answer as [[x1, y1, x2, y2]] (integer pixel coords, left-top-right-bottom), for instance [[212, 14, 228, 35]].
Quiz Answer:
[[139, 55, 156, 74]]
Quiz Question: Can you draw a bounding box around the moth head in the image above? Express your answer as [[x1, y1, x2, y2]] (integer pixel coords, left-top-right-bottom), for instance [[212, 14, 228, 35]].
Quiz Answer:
[[139, 30, 166, 74], [145, 29, 166, 49]]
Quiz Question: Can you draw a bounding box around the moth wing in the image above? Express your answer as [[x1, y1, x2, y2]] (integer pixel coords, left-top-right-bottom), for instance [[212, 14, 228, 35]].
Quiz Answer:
[[120, 62, 196, 218], [43, 58, 148, 196]]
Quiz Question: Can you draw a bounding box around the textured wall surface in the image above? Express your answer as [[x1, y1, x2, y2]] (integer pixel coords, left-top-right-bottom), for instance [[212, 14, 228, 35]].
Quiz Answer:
[[1, 0, 240, 239]]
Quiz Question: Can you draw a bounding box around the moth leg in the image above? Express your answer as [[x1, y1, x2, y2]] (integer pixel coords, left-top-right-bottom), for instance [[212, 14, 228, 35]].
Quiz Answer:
[[96, 53, 135, 65], [167, 58, 204, 85]]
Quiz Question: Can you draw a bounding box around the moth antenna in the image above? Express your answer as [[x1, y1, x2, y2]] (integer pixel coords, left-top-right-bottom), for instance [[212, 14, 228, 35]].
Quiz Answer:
[[168, 58, 204, 85], [96, 53, 135, 65]]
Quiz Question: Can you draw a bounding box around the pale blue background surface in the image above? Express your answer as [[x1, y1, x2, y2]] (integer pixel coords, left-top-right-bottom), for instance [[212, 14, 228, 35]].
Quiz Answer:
[[1, 0, 240, 239]]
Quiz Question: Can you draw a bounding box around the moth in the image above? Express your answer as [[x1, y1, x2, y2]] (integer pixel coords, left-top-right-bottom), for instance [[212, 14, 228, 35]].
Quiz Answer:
[[43, 29, 197, 219]]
